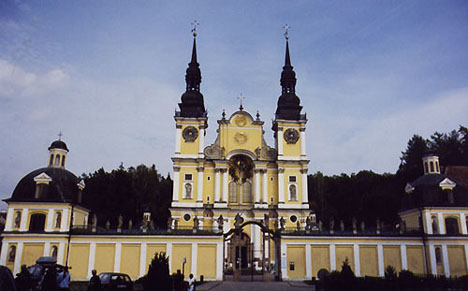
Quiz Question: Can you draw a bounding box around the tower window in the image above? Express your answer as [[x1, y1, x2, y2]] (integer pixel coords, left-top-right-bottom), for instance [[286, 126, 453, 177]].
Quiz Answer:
[[61, 156, 65, 167], [424, 162, 428, 173], [207, 176, 211, 181], [290, 215, 298, 223], [431, 216, 438, 234], [8, 246, 16, 263], [55, 155, 60, 166], [185, 174, 193, 181], [29, 213, 46, 232], [49, 155, 54, 166], [242, 181, 252, 203], [229, 181, 238, 203], [445, 217, 459, 234], [55, 212, 62, 228], [289, 176, 296, 182], [430, 161, 434, 172]]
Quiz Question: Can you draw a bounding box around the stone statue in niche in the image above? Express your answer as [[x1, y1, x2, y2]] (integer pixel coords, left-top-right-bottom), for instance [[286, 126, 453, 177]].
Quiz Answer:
[[105, 220, 110, 229], [55, 212, 61, 228], [296, 220, 301, 231], [217, 215, 224, 232], [8, 247, 15, 262], [279, 217, 285, 231], [118, 214, 123, 228], [329, 218, 335, 234], [432, 216, 439, 234], [128, 219, 133, 230], [340, 220, 344, 231], [361, 221, 365, 232], [185, 183, 192, 198], [14, 212, 21, 228], [234, 213, 244, 229], [92, 214, 97, 232], [289, 184, 297, 201], [150, 220, 155, 230]]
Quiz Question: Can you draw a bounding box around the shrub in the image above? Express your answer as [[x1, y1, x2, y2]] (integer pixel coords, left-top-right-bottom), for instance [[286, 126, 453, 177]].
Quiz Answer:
[[144, 252, 171, 291], [384, 265, 397, 280]]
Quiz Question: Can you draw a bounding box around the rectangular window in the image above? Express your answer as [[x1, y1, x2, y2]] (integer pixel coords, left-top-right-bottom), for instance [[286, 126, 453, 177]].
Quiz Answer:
[[289, 176, 296, 182], [184, 174, 193, 181]]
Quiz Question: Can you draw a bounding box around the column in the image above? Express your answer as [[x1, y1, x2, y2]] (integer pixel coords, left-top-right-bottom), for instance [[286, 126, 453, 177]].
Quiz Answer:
[[442, 245, 450, 277], [301, 168, 309, 204], [277, 127, 284, 156], [425, 212, 433, 234], [222, 169, 228, 202], [43, 242, 51, 256], [262, 170, 268, 203], [198, 127, 205, 156], [175, 125, 181, 154], [0, 242, 8, 265], [253, 224, 260, 259], [254, 169, 261, 204], [19, 208, 28, 231], [353, 244, 360, 277], [305, 244, 312, 279], [280, 242, 287, 279], [400, 244, 408, 270], [173, 166, 180, 202], [197, 167, 204, 203], [60, 208, 69, 232], [464, 244, 468, 272], [330, 244, 336, 271], [57, 242, 65, 265], [140, 243, 147, 277], [460, 213, 467, 235], [300, 128, 306, 157], [437, 213, 446, 234], [88, 243, 96, 279], [278, 168, 285, 204], [167, 243, 173, 272], [4, 207, 14, 231], [216, 242, 223, 280], [114, 243, 122, 272], [377, 245, 384, 277], [191, 243, 198, 277], [46, 209, 54, 232], [14, 242, 24, 275], [429, 245, 437, 275], [214, 169, 221, 202]]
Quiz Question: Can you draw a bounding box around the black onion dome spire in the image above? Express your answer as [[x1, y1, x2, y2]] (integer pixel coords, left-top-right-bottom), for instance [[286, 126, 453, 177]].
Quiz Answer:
[[178, 32, 207, 118], [275, 38, 303, 120]]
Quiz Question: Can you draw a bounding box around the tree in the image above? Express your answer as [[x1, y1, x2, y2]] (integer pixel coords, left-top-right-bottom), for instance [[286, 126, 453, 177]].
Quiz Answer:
[[144, 252, 171, 291], [397, 135, 428, 183]]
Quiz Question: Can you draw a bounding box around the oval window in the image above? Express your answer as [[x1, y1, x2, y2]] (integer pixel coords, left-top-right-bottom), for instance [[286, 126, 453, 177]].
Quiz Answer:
[[183, 214, 191, 222]]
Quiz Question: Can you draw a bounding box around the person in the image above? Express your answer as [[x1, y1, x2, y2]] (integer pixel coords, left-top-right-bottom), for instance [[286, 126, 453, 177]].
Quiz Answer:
[[41, 267, 57, 291], [57, 266, 70, 291], [15, 264, 31, 291], [187, 273, 195, 291], [88, 269, 101, 291], [0, 265, 17, 291]]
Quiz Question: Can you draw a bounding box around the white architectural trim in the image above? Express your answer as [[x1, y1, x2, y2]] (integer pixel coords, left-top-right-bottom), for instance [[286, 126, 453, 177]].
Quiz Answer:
[[175, 127, 181, 154], [140, 243, 147, 277], [330, 244, 336, 271], [0, 242, 8, 265], [281, 241, 287, 279], [305, 244, 312, 279], [429, 244, 437, 275], [425, 212, 433, 234], [43, 241, 51, 256], [197, 170, 203, 202], [19, 208, 29, 231], [173, 170, 180, 202], [460, 213, 467, 235], [46, 209, 54, 232], [438, 213, 446, 234], [222, 170, 228, 202], [88, 243, 96, 279], [167, 243, 173, 272], [191, 243, 198, 277], [400, 244, 408, 270], [114, 243, 122, 272], [14, 242, 24, 275], [278, 169, 284, 204], [442, 245, 450, 277], [216, 242, 223, 280], [5, 207, 14, 231], [277, 129, 284, 156], [464, 244, 468, 272], [198, 128, 205, 156], [262, 171, 268, 203], [214, 170, 221, 202], [57, 242, 65, 265], [377, 245, 384, 277], [60, 208, 69, 232], [301, 171, 308, 204], [254, 170, 260, 203], [300, 130, 306, 156], [353, 244, 360, 277]]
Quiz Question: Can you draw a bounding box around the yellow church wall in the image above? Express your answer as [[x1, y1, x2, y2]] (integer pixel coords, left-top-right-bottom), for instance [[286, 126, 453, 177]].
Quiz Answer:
[[95, 244, 115, 273], [282, 169, 303, 204], [69, 244, 90, 279], [400, 211, 420, 230], [21, 243, 44, 268], [448, 245, 467, 276], [223, 128, 263, 155], [335, 245, 354, 272], [179, 124, 201, 155], [311, 245, 330, 277], [383, 245, 401, 272], [203, 167, 214, 203], [120, 244, 140, 279], [171, 244, 192, 274], [282, 139, 302, 157], [197, 244, 217, 279], [267, 172, 278, 204], [359, 245, 378, 277], [74, 210, 88, 227], [406, 245, 425, 275], [287, 245, 306, 279], [145, 244, 167, 274]]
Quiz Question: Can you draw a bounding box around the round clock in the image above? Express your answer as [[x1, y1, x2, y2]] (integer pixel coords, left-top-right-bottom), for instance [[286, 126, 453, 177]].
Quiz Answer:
[[284, 128, 299, 144], [182, 126, 199, 142]]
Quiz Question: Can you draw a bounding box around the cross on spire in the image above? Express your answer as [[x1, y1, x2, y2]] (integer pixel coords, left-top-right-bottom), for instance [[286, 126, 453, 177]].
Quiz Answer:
[[237, 93, 246, 111], [191, 20, 199, 37], [283, 24, 291, 40], [58, 132, 63, 141]]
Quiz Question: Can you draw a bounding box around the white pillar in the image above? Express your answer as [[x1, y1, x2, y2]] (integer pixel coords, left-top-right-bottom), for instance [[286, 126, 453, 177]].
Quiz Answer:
[[429, 245, 437, 275], [300, 128, 306, 157], [140, 243, 147, 277], [278, 168, 285, 204], [173, 167, 180, 202], [4, 207, 14, 231], [305, 244, 312, 279], [214, 169, 221, 202], [175, 126, 181, 154], [14, 242, 24, 275], [330, 244, 336, 271], [197, 167, 204, 203], [460, 213, 467, 235], [301, 168, 308, 204], [442, 245, 450, 277], [19, 208, 29, 231], [191, 243, 198, 277], [216, 242, 223, 280], [277, 128, 283, 156], [198, 127, 205, 156], [43, 242, 51, 256], [57, 242, 65, 265], [400, 244, 408, 270], [0, 242, 8, 265], [262, 170, 268, 203], [438, 213, 446, 234], [425, 212, 433, 234], [222, 169, 228, 202], [60, 208, 69, 232], [167, 243, 173, 273], [377, 245, 384, 277], [464, 244, 468, 273], [281, 242, 287, 279], [88, 243, 96, 279], [46, 209, 54, 232], [253, 224, 260, 258], [114, 243, 122, 272], [254, 170, 260, 204], [353, 244, 360, 277]]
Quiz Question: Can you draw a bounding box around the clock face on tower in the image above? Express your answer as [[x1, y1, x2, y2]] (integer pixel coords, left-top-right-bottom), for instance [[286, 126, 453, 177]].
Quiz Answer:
[[182, 126, 199, 142], [284, 128, 299, 144]]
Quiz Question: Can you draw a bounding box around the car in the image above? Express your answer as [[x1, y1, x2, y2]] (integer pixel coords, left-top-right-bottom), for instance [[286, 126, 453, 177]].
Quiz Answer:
[[99, 272, 133, 291], [27, 256, 66, 290]]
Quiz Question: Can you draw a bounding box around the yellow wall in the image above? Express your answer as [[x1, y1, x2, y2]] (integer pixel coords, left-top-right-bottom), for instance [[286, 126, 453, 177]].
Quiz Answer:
[[311, 245, 330, 277], [171, 244, 192, 275], [21, 243, 44, 267], [69, 244, 89, 279], [360, 246, 378, 277], [406, 246, 425, 275], [448, 245, 467, 276], [197, 244, 217, 279], [121, 244, 140, 278], [287, 245, 306, 278], [146, 244, 167, 274], [383, 246, 401, 272], [336, 246, 354, 272], [95, 244, 115, 273]]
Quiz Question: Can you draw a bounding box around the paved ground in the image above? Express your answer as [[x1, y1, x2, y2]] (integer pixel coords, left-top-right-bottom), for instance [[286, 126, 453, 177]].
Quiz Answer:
[[197, 281, 315, 291]]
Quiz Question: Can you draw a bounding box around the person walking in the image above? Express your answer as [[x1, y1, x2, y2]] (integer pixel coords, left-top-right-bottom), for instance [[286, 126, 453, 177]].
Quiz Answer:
[[87, 269, 101, 291], [187, 273, 195, 291], [57, 266, 70, 291], [15, 264, 31, 291]]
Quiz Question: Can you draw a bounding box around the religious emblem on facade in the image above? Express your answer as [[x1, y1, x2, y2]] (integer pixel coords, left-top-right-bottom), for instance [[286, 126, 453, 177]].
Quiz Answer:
[[182, 126, 199, 142], [234, 132, 247, 144], [284, 128, 299, 144]]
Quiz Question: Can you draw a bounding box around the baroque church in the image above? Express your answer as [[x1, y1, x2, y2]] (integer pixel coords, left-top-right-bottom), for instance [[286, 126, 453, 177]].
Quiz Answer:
[[2, 30, 468, 282]]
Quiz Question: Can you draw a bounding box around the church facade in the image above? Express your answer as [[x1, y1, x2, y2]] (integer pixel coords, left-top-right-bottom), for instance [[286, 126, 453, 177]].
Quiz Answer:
[[1, 32, 468, 281]]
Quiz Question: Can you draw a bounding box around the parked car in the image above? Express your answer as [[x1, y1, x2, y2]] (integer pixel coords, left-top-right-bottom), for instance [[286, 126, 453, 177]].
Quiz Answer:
[[27, 256, 66, 290], [99, 272, 133, 291]]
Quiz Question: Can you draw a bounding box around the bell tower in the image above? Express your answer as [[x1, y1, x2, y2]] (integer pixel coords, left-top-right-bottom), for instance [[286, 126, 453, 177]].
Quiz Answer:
[[272, 27, 309, 209]]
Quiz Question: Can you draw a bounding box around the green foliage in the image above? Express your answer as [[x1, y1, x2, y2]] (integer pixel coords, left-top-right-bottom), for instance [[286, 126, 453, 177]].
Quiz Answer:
[[82, 164, 173, 229], [144, 252, 171, 291]]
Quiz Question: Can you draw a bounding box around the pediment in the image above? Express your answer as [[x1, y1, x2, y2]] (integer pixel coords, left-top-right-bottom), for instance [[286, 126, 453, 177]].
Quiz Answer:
[[405, 183, 415, 194], [439, 178, 456, 190], [33, 172, 52, 183]]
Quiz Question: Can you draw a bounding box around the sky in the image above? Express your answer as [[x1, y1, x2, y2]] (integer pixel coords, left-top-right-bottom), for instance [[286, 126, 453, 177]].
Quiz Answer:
[[1, 0, 467, 209]]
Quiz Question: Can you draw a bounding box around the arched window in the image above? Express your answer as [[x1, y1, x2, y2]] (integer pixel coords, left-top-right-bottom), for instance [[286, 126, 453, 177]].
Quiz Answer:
[[430, 161, 434, 172], [55, 155, 60, 166], [61, 156, 65, 167], [55, 212, 62, 228], [445, 217, 459, 235], [8, 246, 16, 263], [242, 181, 252, 203], [431, 216, 438, 234], [289, 184, 297, 201], [14, 211, 21, 228], [29, 213, 46, 232], [435, 247, 442, 264], [51, 246, 58, 258], [229, 181, 238, 203], [49, 155, 54, 166]]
